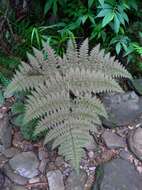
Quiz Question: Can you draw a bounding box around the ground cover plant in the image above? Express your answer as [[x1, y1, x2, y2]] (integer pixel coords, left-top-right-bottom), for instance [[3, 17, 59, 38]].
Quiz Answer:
[[5, 39, 131, 172]]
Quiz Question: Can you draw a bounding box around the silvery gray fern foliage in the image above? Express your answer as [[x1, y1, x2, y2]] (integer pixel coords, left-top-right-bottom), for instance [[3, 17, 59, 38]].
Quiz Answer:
[[5, 39, 132, 173]]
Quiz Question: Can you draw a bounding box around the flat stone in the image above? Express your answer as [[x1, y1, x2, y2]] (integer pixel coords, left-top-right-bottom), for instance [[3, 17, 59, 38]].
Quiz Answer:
[[65, 170, 87, 190], [47, 170, 65, 190], [119, 150, 132, 160], [102, 91, 142, 127], [0, 113, 12, 149], [128, 127, 142, 160], [38, 148, 48, 161], [39, 159, 48, 174], [12, 185, 28, 190], [93, 158, 142, 190], [0, 154, 8, 167], [55, 156, 65, 167], [9, 152, 39, 179], [29, 177, 40, 184], [2, 147, 20, 158], [84, 137, 97, 151], [3, 164, 28, 185], [102, 130, 125, 148]]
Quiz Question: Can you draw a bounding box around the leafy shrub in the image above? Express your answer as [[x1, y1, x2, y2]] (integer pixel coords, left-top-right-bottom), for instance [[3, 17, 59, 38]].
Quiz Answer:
[[5, 39, 131, 172]]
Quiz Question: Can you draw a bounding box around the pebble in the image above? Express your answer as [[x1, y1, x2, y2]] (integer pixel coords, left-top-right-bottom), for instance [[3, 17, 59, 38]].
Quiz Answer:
[[47, 170, 65, 190], [102, 130, 125, 149], [39, 159, 48, 174]]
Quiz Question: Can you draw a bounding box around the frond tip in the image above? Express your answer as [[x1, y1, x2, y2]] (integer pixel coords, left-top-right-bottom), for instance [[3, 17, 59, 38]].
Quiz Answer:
[[5, 38, 132, 173]]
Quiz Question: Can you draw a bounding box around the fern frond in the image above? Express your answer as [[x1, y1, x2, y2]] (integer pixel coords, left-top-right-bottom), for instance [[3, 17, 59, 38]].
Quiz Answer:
[[44, 119, 92, 172], [5, 38, 132, 173], [24, 91, 69, 122], [33, 47, 44, 65], [35, 99, 101, 136], [89, 45, 132, 79], [66, 39, 79, 66], [66, 68, 123, 96], [75, 96, 108, 118], [4, 61, 47, 97], [43, 43, 58, 68], [79, 38, 89, 65]]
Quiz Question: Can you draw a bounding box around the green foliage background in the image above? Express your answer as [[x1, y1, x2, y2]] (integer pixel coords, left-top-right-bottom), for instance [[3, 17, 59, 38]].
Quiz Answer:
[[0, 0, 142, 140]]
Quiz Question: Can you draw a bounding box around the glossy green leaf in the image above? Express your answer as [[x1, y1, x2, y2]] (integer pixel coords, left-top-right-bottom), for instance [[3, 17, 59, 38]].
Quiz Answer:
[[115, 42, 121, 54], [88, 0, 94, 8], [98, 0, 105, 6], [53, 0, 57, 15], [44, 0, 53, 15], [97, 9, 112, 17], [114, 14, 120, 33], [81, 15, 88, 24], [102, 12, 114, 27], [122, 12, 129, 23], [0, 91, 4, 106]]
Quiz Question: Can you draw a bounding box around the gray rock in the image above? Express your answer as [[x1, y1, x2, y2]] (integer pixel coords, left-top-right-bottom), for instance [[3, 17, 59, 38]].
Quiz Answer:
[[119, 150, 131, 160], [0, 169, 5, 189], [65, 170, 87, 190], [3, 164, 28, 185], [12, 185, 28, 190], [0, 113, 12, 149], [9, 152, 39, 179], [2, 147, 20, 158], [55, 156, 65, 167], [93, 158, 142, 190], [39, 159, 48, 174], [128, 127, 142, 160], [38, 148, 48, 161], [47, 170, 64, 190], [102, 91, 142, 127], [102, 130, 125, 148], [0, 154, 8, 167], [2, 176, 11, 190]]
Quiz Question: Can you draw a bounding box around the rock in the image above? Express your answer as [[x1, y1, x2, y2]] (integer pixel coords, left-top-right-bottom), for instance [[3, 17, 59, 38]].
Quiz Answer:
[[2, 176, 11, 190], [128, 127, 142, 160], [0, 154, 8, 167], [131, 79, 142, 95], [65, 170, 87, 190], [119, 150, 132, 160], [93, 158, 142, 190], [47, 162, 57, 171], [55, 156, 65, 167], [29, 177, 40, 184], [84, 137, 97, 151], [38, 147, 48, 161], [0, 169, 5, 189], [2, 147, 20, 158], [3, 164, 28, 185], [47, 170, 65, 190], [9, 152, 39, 179], [12, 185, 28, 190], [102, 91, 142, 127], [39, 159, 48, 174], [102, 130, 125, 148], [0, 113, 12, 149]]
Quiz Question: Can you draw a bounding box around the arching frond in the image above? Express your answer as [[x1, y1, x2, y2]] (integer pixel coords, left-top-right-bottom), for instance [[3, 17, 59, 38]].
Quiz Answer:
[[66, 68, 123, 96], [5, 38, 132, 173]]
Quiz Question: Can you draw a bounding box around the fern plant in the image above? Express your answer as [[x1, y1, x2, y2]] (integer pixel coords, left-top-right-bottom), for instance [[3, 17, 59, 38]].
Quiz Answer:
[[5, 39, 131, 173]]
